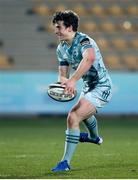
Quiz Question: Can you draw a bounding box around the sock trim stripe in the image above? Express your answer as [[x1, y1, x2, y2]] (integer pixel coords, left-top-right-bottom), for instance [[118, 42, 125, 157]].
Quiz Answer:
[[85, 122, 95, 128], [66, 134, 80, 138], [87, 123, 96, 129], [89, 124, 96, 129], [66, 140, 79, 144], [66, 137, 79, 141], [89, 121, 96, 126], [87, 122, 96, 126]]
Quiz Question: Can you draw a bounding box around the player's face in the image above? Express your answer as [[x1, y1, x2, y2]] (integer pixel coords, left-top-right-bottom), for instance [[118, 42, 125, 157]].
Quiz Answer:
[[54, 21, 72, 41]]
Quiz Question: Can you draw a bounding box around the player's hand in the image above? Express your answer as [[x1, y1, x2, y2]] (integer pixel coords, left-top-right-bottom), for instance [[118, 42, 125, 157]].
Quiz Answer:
[[61, 78, 76, 95]]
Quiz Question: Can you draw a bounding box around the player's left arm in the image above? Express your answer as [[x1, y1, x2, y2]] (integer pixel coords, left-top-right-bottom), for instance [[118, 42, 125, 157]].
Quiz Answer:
[[63, 48, 95, 94]]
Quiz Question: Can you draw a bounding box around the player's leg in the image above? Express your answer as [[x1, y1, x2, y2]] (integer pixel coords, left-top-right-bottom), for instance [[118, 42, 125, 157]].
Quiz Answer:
[[61, 98, 96, 161], [79, 87, 112, 144], [83, 116, 99, 140], [80, 116, 103, 144], [52, 98, 96, 172]]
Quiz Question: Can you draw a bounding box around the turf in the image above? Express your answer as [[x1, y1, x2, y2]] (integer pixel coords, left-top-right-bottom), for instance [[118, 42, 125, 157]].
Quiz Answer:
[[0, 115, 138, 179]]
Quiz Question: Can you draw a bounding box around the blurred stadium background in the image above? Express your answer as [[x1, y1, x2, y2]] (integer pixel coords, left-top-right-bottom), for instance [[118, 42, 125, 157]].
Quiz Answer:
[[0, 0, 138, 178], [0, 0, 137, 115]]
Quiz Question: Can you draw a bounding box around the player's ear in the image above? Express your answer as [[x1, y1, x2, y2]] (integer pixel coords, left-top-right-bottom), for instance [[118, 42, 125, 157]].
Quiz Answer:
[[68, 25, 73, 32]]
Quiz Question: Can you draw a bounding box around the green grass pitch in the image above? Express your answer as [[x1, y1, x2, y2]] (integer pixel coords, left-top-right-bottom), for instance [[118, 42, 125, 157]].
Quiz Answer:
[[0, 115, 138, 179]]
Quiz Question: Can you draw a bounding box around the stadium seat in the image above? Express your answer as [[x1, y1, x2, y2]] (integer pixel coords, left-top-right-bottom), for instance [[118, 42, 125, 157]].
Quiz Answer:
[[32, 5, 51, 16], [104, 54, 124, 70], [72, 4, 88, 16], [127, 5, 138, 16], [96, 37, 110, 50], [111, 38, 128, 50], [0, 54, 13, 69], [38, 22, 54, 32], [81, 21, 98, 32], [52, 4, 67, 13], [107, 4, 124, 16], [89, 4, 106, 16], [100, 21, 116, 32], [130, 39, 138, 49], [123, 55, 138, 70]]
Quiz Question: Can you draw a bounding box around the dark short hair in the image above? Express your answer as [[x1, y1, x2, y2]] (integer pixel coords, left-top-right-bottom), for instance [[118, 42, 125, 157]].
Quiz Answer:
[[52, 10, 79, 32]]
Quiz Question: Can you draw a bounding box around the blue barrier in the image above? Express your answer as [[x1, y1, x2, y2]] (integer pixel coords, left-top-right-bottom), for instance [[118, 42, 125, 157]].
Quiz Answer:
[[0, 71, 138, 115]]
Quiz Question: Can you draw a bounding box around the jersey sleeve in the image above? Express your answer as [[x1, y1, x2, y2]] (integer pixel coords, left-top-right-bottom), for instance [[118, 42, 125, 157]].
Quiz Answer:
[[79, 37, 93, 54], [56, 47, 69, 66]]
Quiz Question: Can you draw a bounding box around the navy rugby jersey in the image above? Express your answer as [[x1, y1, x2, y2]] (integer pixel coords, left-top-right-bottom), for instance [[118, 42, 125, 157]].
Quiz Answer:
[[56, 32, 112, 92]]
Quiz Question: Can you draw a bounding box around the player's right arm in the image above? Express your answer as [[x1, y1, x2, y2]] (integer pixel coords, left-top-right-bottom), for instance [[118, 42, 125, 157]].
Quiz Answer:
[[58, 65, 69, 82], [57, 46, 70, 83]]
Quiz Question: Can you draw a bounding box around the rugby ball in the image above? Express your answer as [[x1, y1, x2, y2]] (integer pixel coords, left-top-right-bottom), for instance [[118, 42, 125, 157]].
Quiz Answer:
[[47, 82, 77, 102]]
